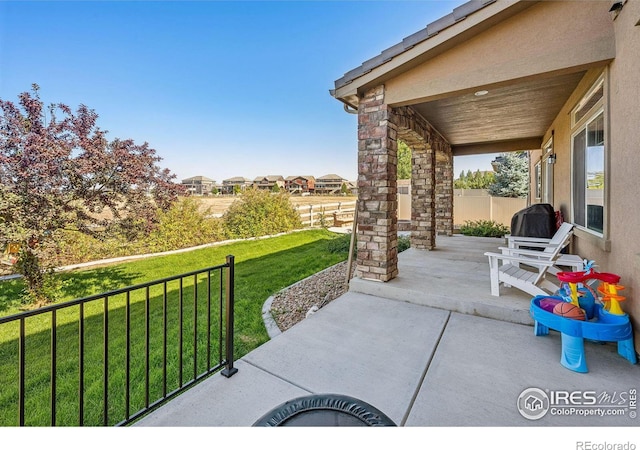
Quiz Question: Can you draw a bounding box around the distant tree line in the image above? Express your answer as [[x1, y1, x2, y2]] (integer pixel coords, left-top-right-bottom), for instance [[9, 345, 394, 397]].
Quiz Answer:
[[397, 140, 528, 198], [454, 170, 495, 189]]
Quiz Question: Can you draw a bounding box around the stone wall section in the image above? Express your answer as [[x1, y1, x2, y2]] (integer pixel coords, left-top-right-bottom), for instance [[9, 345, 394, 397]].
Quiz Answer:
[[356, 86, 398, 282], [355, 90, 452, 281], [436, 152, 454, 236], [394, 106, 453, 248], [410, 144, 436, 249]]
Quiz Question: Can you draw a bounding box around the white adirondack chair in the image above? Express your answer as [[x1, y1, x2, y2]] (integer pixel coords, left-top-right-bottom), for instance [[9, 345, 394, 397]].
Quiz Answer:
[[484, 251, 561, 297], [502, 222, 584, 275], [485, 229, 572, 297]]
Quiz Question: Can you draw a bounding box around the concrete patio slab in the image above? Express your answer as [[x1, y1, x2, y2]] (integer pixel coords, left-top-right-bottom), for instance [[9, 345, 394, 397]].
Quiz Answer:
[[406, 312, 640, 426], [243, 292, 449, 425], [135, 236, 639, 434], [136, 291, 450, 427], [350, 236, 542, 325], [135, 360, 311, 427]]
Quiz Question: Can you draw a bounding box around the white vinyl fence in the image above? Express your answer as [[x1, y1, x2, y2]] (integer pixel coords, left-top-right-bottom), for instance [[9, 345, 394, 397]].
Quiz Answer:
[[296, 201, 357, 228], [304, 190, 526, 230], [397, 188, 526, 227]]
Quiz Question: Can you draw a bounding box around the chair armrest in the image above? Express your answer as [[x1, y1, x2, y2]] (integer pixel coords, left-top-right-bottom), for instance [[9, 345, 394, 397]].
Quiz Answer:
[[484, 252, 556, 267], [503, 241, 564, 251], [498, 247, 559, 258], [506, 235, 552, 244]]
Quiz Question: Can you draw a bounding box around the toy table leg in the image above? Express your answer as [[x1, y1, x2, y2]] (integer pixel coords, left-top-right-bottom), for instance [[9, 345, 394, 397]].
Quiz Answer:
[[618, 339, 638, 365], [534, 321, 549, 336], [560, 333, 588, 373]]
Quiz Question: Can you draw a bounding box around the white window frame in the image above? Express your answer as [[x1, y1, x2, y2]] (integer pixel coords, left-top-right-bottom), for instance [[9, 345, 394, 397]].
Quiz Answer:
[[534, 161, 542, 201], [542, 137, 554, 205], [570, 74, 607, 238]]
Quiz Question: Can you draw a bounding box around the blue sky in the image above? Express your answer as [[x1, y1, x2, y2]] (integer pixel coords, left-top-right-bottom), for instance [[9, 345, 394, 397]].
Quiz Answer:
[[0, 0, 497, 183]]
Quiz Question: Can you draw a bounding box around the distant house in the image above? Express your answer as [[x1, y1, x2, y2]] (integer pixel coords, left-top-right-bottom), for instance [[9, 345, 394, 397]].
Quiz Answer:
[[253, 175, 285, 191], [285, 175, 315, 194], [346, 181, 357, 196], [315, 174, 347, 195], [181, 176, 215, 196], [221, 177, 252, 195]]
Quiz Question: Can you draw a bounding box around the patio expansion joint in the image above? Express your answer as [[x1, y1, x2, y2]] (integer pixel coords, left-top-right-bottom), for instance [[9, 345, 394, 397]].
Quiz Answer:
[[399, 310, 451, 427], [241, 358, 316, 395]]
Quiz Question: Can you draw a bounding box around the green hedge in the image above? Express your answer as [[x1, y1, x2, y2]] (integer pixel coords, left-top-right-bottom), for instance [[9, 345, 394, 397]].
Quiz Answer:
[[459, 220, 509, 238]]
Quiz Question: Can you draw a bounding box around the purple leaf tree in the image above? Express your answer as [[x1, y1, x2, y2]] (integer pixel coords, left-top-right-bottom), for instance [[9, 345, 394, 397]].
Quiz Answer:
[[0, 84, 184, 305]]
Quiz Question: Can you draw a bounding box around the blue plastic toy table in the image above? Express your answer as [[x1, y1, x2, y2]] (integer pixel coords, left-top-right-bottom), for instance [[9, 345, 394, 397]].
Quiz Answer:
[[530, 296, 637, 373]]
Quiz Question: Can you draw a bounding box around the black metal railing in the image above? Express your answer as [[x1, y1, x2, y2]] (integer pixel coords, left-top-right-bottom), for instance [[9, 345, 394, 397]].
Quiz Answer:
[[0, 255, 237, 426]]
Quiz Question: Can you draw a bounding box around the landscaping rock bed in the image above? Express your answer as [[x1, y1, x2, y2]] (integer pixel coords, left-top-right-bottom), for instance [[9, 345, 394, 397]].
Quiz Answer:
[[270, 261, 355, 332]]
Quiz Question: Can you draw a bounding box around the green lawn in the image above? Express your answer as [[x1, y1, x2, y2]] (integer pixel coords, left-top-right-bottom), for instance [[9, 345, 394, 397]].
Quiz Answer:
[[0, 229, 349, 426]]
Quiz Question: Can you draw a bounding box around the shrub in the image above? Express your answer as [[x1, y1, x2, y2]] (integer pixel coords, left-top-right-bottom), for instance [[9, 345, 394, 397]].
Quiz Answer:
[[55, 198, 225, 264], [398, 234, 411, 253], [223, 189, 302, 239], [56, 231, 145, 265], [327, 233, 353, 255], [147, 198, 225, 252], [459, 220, 510, 238]]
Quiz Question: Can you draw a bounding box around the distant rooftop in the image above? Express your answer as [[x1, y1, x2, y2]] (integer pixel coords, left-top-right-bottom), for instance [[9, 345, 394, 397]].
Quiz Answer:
[[182, 175, 215, 183], [285, 175, 316, 181], [253, 175, 285, 182], [317, 174, 346, 181]]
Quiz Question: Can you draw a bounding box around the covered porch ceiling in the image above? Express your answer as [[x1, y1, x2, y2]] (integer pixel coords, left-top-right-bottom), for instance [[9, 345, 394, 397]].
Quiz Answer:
[[410, 70, 587, 156]]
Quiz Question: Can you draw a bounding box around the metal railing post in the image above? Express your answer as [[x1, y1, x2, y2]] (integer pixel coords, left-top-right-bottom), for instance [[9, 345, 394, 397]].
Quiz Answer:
[[221, 255, 238, 378]]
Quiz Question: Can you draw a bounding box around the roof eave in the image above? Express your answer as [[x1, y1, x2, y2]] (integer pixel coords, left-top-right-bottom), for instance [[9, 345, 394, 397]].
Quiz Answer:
[[332, 0, 535, 107]]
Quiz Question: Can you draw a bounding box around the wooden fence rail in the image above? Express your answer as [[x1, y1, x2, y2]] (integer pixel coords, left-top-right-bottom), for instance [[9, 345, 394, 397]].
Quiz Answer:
[[296, 201, 357, 228]]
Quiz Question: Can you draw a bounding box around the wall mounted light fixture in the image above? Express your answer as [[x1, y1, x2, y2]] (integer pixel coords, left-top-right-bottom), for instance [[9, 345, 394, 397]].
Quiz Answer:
[[609, 0, 626, 19]]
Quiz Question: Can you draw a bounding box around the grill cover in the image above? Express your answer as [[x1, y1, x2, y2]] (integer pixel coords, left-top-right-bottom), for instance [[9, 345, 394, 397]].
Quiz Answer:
[[510, 203, 556, 238]]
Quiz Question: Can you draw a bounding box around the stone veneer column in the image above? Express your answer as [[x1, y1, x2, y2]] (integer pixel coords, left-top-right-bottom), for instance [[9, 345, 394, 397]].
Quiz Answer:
[[356, 85, 398, 282], [394, 106, 452, 249], [411, 147, 436, 249], [436, 152, 454, 236]]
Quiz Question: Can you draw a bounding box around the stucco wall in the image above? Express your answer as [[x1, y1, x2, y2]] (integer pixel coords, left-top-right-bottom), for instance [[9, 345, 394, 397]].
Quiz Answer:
[[540, 2, 640, 349], [385, 1, 614, 107], [607, 0, 640, 347]]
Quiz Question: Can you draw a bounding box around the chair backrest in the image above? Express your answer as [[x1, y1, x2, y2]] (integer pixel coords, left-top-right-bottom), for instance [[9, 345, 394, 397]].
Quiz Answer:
[[534, 231, 572, 285], [543, 222, 574, 253]]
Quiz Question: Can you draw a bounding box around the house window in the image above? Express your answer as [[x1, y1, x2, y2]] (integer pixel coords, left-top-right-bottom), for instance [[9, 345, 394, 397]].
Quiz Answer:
[[534, 161, 542, 201], [542, 137, 554, 205], [572, 80, 604, 127], [571, 77, 605, 236]]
